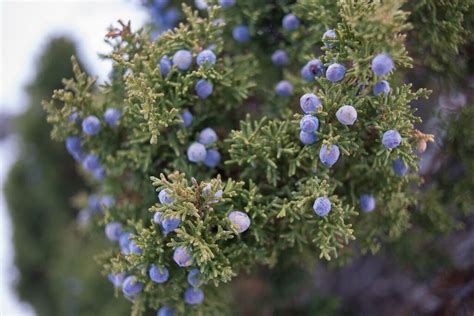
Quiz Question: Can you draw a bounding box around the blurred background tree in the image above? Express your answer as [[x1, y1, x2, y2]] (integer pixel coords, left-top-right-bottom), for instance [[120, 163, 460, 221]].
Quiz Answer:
[[3, 37, 129, 316]]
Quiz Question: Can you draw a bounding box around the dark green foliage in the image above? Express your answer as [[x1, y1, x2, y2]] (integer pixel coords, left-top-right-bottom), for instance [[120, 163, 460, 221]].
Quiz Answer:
[[4, 37, 129, 316]]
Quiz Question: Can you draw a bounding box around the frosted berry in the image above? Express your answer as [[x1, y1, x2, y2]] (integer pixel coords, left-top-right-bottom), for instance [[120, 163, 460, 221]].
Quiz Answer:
[[198, 127, 218, 145], [92, 167, 105, 181], [300, 131, 317, 145], [149, 265, 169, 283], [66, 136, 83, 160], [301, 59, 324, 81], [275, 80, 293, 96], [187, 142, 207, 162], [159, 55, 172, 76], [100, 195, 115, 208], [326, 63, 346, 82], [282, 13, 300, 31], [104, 108, 121, 127], [203, 149, 221, 168], [382, 130, 402, 149], [108, 272, 126, 287], [180, 110, 193, 127], [219, 0, 235, 8], [158, 189, 175, 204], [173, 246, 193, 267], [184, 287, 204, 305], [336, 105, 357, 125], [172, 50, 193, 71], [195, 79, 213, 99], [122, 276, 143, 296], [313, 197, 331, 217], [195, 0, 208, 10], [128, 240, 142, 254], [228, 211, 251, 233], [393, 158, 408, 176], [83, 154, 100, 171], [157, 306, 176, 316], [82, 115, 101, 135], [68, 111, 80, 123], [119, 232, 132, 254], [161, 217, 181, 233], [105, 222, 122, 241], [360, 194, 376, 212], [187, 268, 204, 287], [232, 25, 250, 43], [271, 49, 289, 66], [319, 144, 340, 167], [196, 49, 216, 67], [300, 115, 319, 133], [372, 53, 394, 76], [300, 93, 321, 113], [322, 29, 336, 48], [373, 80, 391, 96], [153, 212, 162, 224]]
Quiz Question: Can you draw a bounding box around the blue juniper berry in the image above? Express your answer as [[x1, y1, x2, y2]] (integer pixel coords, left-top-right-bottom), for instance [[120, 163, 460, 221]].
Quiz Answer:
[[322, 29, 336, 48], [360, 194, 376, 212], [149, 265, 169, 283], [300, 115, 319, 133], [300, 93, 321, 113], [82, 115, 101, 135], [336, 105, 357, 125], [180, 110, 193, 127], [271, 49, 289, 66], [104, 108, 121, 127], [184, 287, 204, 305], [319, 144, 340, 167], [282, 13, 300, 31], [372, 53, 394, 76], [313, 197, 331, 216], [172, 49, 193, 71], [382, 130, 402, 149], [159, 55, 172, 76], [232, 25, 250, 42], [173, 246, 193, 267], [301, 59, 324, 81], [228, 211, 251, 233], [195, 79, 213, 99], [196, 49, 216, 67], [275, 80, 293, 96], [299, 131, 317, 145], [326, 63, 346, 82], [158, 189, 176, 204], [105, 222, 122, 241], [122, 276, 143, 296], [187, 142, 207, 162], [198, 127, 218, 145], [373, 80, 391, 96], [203, 148, 221, 168]]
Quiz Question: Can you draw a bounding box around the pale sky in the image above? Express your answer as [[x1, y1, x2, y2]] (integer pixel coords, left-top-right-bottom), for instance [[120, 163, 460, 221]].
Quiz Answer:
[[0, 1, 148, 315]]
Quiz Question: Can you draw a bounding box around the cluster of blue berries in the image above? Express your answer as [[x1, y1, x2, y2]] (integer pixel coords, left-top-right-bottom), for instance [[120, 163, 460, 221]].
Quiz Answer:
[[77, 194, 115, 228], [65, 107, 122, 180], [298, 93, 320, 145], [160, 48, 217, 99], [148, 0, 180, 35], [187, 127, 221, 168]]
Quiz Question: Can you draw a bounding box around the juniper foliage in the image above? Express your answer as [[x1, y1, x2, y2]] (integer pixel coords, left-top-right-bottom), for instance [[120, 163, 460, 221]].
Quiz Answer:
[[43, 1, 472, 314]]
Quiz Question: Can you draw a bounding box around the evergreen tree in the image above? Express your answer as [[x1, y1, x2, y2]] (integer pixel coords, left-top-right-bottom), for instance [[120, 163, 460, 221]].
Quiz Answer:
[[4, 37, 129, 315], [43, 1, 473, 315]]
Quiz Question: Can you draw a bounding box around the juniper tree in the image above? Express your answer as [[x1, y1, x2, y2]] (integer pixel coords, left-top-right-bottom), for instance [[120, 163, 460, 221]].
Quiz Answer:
[[4, 37, 129, 316], [43, 1, 472, 315]]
